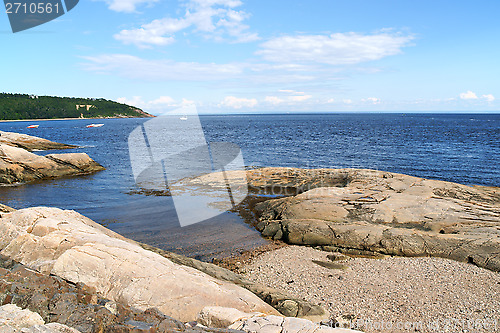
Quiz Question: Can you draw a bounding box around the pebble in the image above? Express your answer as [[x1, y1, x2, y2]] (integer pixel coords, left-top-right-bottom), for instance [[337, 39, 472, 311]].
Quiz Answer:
[[241, 246, 500, 333]]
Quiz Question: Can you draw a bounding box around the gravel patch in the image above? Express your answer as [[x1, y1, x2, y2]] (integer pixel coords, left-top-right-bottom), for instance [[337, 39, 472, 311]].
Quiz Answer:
[[240, 246, 500, 333]]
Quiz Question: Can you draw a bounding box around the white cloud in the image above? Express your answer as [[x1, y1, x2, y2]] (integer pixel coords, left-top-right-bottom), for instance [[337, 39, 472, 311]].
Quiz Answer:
[[459, 91, 496, 102], [116, 96, 197, 113], [265, 94, 311, 104], [180, 98, 196, 106], [460, 91, 478, 100], [289, 95, 312, 102], [115, 17, 189, 47], [363, 97, 381, 104], [256, 32, 414, 65], [219, 96, 258, 109], [343, 99, 352, 104], [114, 0, 258, 48], [265, 96, 285, 105], [117, 95, 177, 109], [150, 96, 176, 105], [482, 94, 495, 102], [273, 89, 311, 102], [95, 0, 158, 13], [117, 96, 145, 107], [81, 54, 243, 81], [81, 54, 334, 84], [327, 98, 335, 103], [278, 89, 306, 95]]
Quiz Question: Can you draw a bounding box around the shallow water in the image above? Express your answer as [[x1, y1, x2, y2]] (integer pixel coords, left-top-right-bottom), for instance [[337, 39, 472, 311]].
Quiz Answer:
[[0, 113, 498, 260]]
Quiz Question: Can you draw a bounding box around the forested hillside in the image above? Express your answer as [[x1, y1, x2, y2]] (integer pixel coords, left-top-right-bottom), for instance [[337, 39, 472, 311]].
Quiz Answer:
[[0, 93, 152, 120]]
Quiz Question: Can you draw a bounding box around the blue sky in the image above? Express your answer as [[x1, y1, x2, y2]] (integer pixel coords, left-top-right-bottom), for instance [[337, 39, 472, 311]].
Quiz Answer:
[[1, 0, 499, 113]]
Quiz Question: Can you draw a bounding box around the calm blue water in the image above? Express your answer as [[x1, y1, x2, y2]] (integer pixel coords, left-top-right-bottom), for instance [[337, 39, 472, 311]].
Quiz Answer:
[[0, 114, 498, 259]]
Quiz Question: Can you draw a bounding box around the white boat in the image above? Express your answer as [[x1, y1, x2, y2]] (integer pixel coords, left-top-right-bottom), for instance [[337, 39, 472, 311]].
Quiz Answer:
[[27, 125, 39, 129], [86, 123, 104, 128], [180, 115, 188, 120]]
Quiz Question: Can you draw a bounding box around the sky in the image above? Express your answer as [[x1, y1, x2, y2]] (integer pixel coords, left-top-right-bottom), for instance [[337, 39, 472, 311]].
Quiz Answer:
[[1, 0, 500, 114]]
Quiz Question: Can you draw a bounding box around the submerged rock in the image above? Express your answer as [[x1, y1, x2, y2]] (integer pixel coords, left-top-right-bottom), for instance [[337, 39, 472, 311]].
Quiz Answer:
[[0, 144, 104, 184], [0, 207, 279, 322]]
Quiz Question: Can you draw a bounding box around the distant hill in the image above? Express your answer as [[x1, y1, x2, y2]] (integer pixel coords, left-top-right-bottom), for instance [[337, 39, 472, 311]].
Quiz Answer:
[[0, 93, 153, 120]]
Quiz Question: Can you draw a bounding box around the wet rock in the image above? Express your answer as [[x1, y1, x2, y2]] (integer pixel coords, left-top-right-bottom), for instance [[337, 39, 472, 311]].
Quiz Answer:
[[0, 204, 16, 213]]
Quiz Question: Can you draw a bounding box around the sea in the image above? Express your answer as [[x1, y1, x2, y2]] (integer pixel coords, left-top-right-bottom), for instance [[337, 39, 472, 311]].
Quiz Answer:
[[0, 113, 499, 261]]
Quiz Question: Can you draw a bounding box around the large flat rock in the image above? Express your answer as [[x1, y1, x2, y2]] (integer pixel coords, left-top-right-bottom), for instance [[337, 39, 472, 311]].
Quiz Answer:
[[0, 207, 279, 322], [0, 144, 104, 184], [193, 167, 500, 271], [0, 131, 75, 151], [248, 168, 500, 271]]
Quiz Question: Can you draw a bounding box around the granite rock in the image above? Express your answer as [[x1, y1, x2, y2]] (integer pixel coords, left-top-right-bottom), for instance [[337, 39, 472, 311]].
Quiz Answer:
[[0, 253, 190, 332], [0, 144, 104, 184], [0, 207, 279, 322], [194, 167, 500, 271], [0, 304, 80, 333], [198, 307, 361, 333], [140, 243, 328, 321], [0, 131, 76, 151]]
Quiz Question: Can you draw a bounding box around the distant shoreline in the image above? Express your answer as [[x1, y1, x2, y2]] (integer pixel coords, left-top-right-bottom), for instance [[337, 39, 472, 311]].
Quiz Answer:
[[0, 116, 154, 123]]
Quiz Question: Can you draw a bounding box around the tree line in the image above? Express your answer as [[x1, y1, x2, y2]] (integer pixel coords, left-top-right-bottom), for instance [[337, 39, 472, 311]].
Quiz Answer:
[[0, 93, 151, 120]]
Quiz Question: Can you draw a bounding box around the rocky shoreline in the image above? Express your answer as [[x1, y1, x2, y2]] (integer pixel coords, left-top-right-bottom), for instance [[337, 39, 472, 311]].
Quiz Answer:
[[0, 206, 362, 333], [0, 131, 356, 333], [0, 131, 498, 332], [0, 131, 104, 184], [192, 167, 500, 272]]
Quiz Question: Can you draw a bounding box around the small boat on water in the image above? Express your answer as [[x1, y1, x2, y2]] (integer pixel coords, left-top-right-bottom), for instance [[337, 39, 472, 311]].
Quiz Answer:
[[27, 125, 39, 129], [86, 124, 104, 128], [180, 115, 188, 120]]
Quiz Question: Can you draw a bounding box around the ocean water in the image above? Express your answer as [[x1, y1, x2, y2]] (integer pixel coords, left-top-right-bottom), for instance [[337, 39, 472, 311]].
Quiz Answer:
[[0, 113, 498, 260]]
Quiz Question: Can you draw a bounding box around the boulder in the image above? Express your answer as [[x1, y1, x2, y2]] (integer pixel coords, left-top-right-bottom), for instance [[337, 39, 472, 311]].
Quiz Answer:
[[0, 304, 45, 331], [198, 306, 263, 328], [0, 144, 104, 184], [0, 131, 75, 151], [0, 207, 279, 322], [0, 304, 80, 333], [199, 307, 362, 333]]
